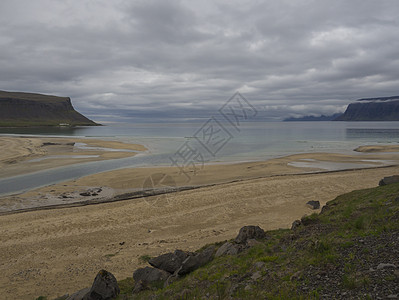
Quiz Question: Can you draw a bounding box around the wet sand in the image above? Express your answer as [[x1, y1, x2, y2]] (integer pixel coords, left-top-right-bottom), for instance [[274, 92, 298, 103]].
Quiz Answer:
[[0, 136, 147, 179], [1, 140, 399, 299]]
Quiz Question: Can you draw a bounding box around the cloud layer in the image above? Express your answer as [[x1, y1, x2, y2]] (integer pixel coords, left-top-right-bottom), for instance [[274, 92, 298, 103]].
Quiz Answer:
[[1, 0, 398, 121]]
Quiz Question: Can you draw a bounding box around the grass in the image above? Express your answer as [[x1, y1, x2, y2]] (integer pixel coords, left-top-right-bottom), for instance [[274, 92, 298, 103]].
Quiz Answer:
[[138, 254, 152, 263], [77, 183, 399, 299]]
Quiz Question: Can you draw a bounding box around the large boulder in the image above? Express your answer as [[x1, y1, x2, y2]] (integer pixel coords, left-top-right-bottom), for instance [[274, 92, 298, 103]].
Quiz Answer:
[[133, 266, 170, 284], [306, 200, 320, 210], [235, 226, 266, 244], [83, 270, 120, 300], [66, 288, 90, 300], [149, 250, 188, 273], [215, 242, 242, 257], [178, 246, 215, 275], [291, 220, 302, 230], [379, 175, 399, 186]]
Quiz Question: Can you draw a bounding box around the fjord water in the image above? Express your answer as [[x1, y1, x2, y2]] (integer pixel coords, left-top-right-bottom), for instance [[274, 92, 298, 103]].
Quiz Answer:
[[0, 121, 399, 196]]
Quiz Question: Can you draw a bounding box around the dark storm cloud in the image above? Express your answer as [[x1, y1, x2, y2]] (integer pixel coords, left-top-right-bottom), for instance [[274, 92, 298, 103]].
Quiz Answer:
[[0, 0, 398, 121]]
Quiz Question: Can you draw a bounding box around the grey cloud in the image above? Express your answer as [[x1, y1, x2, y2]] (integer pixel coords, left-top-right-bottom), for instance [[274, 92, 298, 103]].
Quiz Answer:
[[0, 0, 399, 122]]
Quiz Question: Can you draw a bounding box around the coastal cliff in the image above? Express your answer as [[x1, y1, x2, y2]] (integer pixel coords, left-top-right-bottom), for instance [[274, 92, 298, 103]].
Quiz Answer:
[[0, 90, 98, 127], [335, 96, 399, 121]]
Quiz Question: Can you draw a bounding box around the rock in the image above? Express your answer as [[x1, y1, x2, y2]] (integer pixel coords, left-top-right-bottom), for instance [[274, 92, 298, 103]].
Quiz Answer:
[[251, 271, 262, 280], [246, 239, 262, 247], [54, 294, 69, 300], [80, 192, 91, 197], [388, 295, 398, 299], [178, 289, 191, 299], [215, 242, 240, 257], [377, 263, 397, 270], [149, 250, 188, 273], [163, 273, 180, 288], [379, 175, 399, 186], [291, 220, 302, 230], [133, 267, 170, 284], [66, 288, 90, 300], [132, 280, 147, 294], [306, 200, 320, 209], [253, 262, 265, 269], [178, 246, 215, 275], [83, 269, 120, 300], [235, 226, 266, 244]]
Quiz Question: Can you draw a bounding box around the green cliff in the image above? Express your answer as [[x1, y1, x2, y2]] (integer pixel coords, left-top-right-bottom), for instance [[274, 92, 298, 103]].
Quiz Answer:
[[0, 90, 98, 127]]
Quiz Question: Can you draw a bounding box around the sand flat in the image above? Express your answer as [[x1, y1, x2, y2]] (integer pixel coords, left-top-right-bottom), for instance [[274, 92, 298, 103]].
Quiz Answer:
[[0, 136, 147, 178], [1, 142, 399, 299], [355, 144, 399, 153], [1, 166, 399, 299]]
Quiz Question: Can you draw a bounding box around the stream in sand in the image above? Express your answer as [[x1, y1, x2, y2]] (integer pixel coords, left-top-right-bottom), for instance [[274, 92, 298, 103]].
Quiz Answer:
[[1, 121, 399, 196]]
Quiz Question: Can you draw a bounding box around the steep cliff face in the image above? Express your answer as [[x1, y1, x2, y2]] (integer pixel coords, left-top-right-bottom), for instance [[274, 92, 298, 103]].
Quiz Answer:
[[335, 96, 399, 121], [0, 91, 98, 127]]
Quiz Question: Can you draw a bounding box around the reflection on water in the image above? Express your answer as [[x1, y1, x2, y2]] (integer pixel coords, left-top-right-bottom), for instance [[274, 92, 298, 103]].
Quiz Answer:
[[346, 128, 399, 139], [0, 126, 86, 136], [1, 121, 399, 196]]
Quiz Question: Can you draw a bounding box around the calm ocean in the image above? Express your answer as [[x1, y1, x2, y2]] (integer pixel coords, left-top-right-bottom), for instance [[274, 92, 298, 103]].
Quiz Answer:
[[1, 121, 399, 195]]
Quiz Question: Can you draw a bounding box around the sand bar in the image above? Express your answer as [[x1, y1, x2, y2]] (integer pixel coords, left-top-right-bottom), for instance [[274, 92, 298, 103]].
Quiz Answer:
[[355, 144, 399, 153], [0, 136, 147, 179]]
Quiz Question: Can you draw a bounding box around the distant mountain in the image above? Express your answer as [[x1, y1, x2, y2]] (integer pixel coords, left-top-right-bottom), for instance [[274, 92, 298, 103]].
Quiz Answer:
[[335, 96, 399, 121], [284, 113, 342, 121], [0, 90, 98, 127]]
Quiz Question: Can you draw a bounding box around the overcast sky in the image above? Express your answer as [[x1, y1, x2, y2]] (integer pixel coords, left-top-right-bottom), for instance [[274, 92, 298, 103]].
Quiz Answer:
[[1, 0, 398, 122]]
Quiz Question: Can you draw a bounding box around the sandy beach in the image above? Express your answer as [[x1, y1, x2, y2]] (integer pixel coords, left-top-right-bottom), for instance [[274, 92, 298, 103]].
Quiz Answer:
[[1, 137, 399, 299], [0, 136, 147, 179]]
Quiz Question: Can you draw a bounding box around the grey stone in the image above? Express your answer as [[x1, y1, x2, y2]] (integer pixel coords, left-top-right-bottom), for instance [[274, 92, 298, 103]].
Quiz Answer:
[[163, 273, 180, 288], [377, 263, 397, 270], [379, 175, 399, 186], [83, 270, 120, 300], [291, 220, 302, 230], [132, 280, 146, 294], [215, 242, 240, 257], [251, 271, 262, 280], [235, 226, 266, 244], [178, 289, 191, 299], [133, 267, 170, 284], [306, 200, 320, 209], [178, 246, 215, 275], [246, 239, 261, 247], [54, 295, 69, 300], [149, 250, 188, 273], [253, 262, 265, 269], [66, 288, 90, 300]]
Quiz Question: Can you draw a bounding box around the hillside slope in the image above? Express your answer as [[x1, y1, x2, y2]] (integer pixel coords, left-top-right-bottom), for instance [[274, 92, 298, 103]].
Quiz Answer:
[[118, 182, 399, 299], [0, 90, 98, 127], [335, 96, 399, 121]]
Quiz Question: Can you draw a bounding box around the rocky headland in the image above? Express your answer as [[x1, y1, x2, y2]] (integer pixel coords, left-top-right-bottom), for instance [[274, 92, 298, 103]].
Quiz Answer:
[[0, 90, 98, 127]]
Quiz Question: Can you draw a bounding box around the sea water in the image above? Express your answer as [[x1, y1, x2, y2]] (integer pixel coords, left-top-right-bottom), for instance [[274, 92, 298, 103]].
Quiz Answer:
[[0, 121, 399, 196]]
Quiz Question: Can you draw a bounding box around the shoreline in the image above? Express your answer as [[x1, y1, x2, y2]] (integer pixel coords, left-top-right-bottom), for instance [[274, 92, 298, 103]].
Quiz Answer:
[[2, 165, 399, 299], [2, 137, 399, 213], [0, 163, 397, 217], [0, 135, 147, 180], [2, 137, 399, 298]]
